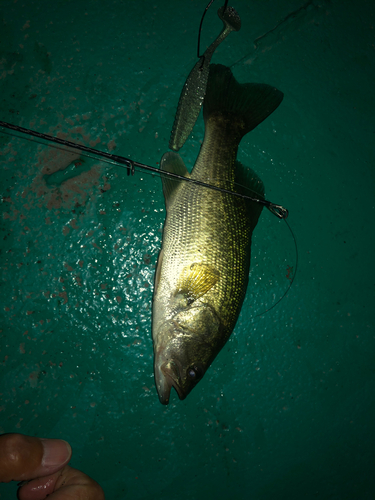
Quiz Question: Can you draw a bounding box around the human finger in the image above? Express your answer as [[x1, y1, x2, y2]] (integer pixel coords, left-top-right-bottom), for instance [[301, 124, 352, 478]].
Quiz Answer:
[[18, 465, 105, 500], [0, 433, 71, 483]]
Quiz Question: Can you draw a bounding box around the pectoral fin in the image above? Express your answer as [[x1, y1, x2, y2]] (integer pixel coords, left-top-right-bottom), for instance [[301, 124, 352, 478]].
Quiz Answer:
[[177, 263, 220, 303]]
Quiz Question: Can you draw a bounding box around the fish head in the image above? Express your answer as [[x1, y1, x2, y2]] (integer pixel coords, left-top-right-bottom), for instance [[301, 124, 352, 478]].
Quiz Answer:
[[153, 303, 222, 405]]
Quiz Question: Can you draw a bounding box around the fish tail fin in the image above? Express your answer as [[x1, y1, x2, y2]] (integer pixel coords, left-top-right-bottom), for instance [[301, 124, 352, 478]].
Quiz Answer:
[[203, 64, 283, 138]]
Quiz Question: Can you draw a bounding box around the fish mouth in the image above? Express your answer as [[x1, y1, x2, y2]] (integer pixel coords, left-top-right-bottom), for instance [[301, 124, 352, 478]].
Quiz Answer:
[[154, 359, 185, 405]]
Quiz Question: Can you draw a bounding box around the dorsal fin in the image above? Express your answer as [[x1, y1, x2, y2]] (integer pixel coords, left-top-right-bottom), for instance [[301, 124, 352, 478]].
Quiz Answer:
[[160, 152, 190, 211], [234, 160, 265, 230]]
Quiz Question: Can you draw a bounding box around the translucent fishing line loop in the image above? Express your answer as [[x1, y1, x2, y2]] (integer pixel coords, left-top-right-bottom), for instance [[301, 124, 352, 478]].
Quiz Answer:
[[0, 121, 288, 219], [254, 217, 298, 317], [227, 179, 298, 316]]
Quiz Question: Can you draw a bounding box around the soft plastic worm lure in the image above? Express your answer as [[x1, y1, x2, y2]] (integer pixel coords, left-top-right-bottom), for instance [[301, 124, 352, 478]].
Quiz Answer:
[[169, 3, 241, 151]]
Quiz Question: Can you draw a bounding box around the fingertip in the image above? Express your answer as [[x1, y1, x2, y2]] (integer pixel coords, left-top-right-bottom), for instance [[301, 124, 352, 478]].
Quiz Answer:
[[0, 434, 43, 482], [0, 434, 73, 483], [40, 439, 72, 473]]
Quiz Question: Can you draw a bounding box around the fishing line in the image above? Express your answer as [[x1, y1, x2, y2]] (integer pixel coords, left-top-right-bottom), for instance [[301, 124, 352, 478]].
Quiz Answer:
[[254, 217, 298, 317], [0, 120, 288, 219], [197, 0, 229, 59], [0, 121, 297, 314], [228, 179, 298, 316]]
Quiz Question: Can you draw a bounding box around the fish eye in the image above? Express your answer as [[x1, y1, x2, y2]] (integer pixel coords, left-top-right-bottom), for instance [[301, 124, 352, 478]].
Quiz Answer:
[[187, 365, 203, 380]]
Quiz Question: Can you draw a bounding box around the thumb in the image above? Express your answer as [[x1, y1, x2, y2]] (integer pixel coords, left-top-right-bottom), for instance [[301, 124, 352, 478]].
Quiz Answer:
[[0, 433, 72, 483]]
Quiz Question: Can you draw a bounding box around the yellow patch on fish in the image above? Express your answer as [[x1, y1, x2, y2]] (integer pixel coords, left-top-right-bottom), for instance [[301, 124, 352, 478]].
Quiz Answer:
[[177, 263, 220, 304]]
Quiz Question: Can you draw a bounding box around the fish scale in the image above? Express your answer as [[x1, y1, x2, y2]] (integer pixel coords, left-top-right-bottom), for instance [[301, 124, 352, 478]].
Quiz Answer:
[[152, 64, 283, 404], [162, 182, 250, 329]]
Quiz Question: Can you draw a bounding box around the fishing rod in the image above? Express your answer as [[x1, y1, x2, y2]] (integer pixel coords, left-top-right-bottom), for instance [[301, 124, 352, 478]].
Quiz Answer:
[[0, 120, 288, 219]]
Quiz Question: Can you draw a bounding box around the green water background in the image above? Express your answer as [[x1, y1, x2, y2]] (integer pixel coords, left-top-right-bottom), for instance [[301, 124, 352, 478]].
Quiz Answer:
[[1, 0, 374, 498]]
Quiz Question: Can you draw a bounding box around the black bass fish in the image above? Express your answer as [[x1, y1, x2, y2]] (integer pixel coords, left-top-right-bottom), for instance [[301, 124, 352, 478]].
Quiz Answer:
[[153, 64, 283, 404], [169, 6, 241, 151]]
